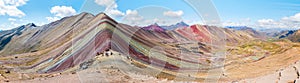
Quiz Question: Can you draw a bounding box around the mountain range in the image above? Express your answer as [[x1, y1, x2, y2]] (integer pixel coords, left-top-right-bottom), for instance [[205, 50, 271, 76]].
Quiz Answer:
[[161, 21, 189, 30], [0, 12, 299, 82]]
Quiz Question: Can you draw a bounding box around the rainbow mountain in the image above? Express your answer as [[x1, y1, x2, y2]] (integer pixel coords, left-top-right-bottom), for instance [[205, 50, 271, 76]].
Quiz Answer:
[[0, 13, 299, 82]]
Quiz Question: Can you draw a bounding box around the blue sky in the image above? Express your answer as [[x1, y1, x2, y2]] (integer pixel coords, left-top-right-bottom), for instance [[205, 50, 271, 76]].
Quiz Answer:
[[0, 0, 299, 30], [214, 0, 300, 21]]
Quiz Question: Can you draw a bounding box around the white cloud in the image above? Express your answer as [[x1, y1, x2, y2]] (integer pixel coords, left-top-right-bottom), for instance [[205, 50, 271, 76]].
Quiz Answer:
[[93, 0, 185, 26], [3, 0, 28, 6], [0, 18, 23, 30], [125, 10, 143, 21], [223, 22, 245, 26], [282, 13, 300, 22], [256, 19, 277, 28], [122, 10, 144, 25], [50, 6, 76, 18], [222, 18, 252, 27], [0, 25, 5, 30], [255, 13, 300, 29], [94, 0, 124, 18], [257, 19, 275, 24], [0, 0, 28, 17], [0, 23, 18, 30], [46, 17, 60, 22], [46, 6, 76, 22], [105, 8, 124, 17], [8, 18, 16, 21], [1, 17, 46, 30], [163, 10, 184, 18], [7, 18, 21, 29], [94, 0, 116, 7], [122, 10, 184, 26], [223, 13, 300, 29]]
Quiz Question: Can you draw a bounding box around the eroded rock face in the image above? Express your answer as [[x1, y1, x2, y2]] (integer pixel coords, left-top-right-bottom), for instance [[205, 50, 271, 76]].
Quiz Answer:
[[79, 59, 94, 70]]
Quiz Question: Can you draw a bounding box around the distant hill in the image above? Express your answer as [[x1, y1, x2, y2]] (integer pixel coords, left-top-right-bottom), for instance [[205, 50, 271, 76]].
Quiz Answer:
[[161, 21, 189, 30], [142, 23, 165, 32], [225, 26, 267, 39], [287, 30, 300, 42], [0, 23, 36, 50]]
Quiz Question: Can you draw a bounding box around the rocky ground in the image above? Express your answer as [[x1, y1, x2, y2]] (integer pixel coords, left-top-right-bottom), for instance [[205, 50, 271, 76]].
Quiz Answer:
[[237, 61, 300, 83], [2, 41, 300, 83], [8, 50, 177, 83]]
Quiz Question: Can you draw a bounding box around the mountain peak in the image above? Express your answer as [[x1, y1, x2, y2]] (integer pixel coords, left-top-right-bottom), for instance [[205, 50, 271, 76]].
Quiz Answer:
[[95, 12, 109, 18], [26, 23, 37, 27], [77, 12, 95, 17], [177, 21, 189, 26], [142, 23, 165, 32], [161, 21, 189, 30], [93, 12, 118, 25], [177, 21, 187, 25], [153, 23, 159, 26]]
